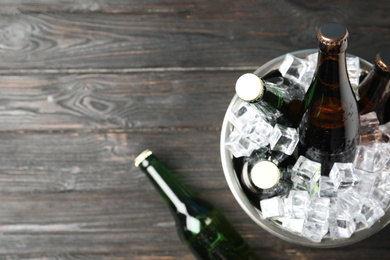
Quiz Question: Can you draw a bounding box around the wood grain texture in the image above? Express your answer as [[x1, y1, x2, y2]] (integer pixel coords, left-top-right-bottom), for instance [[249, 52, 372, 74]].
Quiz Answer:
[[0, 72, 240, 131], [0, 1, 388, 70], [0, 0, 390, 259]]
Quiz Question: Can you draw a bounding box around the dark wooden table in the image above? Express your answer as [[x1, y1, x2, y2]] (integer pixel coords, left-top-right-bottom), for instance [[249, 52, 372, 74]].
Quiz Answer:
[[1, 1, 390, 259]]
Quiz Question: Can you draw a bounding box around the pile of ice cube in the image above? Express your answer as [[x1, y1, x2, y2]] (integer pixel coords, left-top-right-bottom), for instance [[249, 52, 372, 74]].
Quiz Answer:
[[261, 115, 390, 242], [224, 52, 390, 243], [226, 53, 361, 159]]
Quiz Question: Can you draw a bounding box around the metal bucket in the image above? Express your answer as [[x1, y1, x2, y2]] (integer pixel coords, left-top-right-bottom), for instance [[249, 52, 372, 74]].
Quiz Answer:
[[220, 49, 390, 248]]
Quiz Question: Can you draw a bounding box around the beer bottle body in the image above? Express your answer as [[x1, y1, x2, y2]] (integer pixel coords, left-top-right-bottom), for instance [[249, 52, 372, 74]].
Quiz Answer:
[[298, 23, 359, 176], [135, 150, 260, 260]]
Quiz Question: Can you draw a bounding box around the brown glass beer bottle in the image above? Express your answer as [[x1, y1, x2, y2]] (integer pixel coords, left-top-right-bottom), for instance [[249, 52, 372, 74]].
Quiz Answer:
[[358, 50, 390, 122], [298, 22, 359, 176]]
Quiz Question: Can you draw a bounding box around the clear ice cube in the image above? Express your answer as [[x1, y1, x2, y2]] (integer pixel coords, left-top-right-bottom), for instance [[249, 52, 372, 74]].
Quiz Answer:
[[307, 197, 330, 224], [370, 187, 390, 209], [279, 53, 308, 85], [357, 199, 385, 228], [269, 124, 299, 155], [329, 163, 359, 190], [359, 112, 380, 145], [337, 190, 363, 217], [353, 145, 389, 172], [252, 100, 279, 126], [291, 156, 321, 195], [244, 118, 273, 148], [347, 56, 360, 89], [228, 102, 259, 133], [260, 196, 284, 219], [328, 211, 356, 239], [379, 121, 390, 142], [302, 220, 329, 243], [355, 170, 378, 197], [285, 190, 310, 219], [379, 171, 390, 197], [319, 176, 337, 198], [224, 130, 254, 158], [282, 218, 305, 234]]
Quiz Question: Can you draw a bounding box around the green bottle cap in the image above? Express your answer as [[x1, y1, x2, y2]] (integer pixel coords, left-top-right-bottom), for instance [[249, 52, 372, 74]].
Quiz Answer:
[[235, 73, 265, 102], [250, 161, 280, 189], [135, 149, 153, 167]]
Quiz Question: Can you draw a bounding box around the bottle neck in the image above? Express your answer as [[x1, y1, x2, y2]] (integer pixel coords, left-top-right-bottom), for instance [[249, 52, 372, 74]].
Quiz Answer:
[[139, 154, 194, 213], [315, 49, 348, 87], [138, 154, 211, 236]]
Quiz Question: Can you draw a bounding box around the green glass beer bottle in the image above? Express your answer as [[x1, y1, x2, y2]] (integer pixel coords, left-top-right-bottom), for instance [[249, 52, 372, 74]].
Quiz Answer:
[[298, 22, 359, 176], [235, 73, 305, 127], [135, 149, 260, 260]]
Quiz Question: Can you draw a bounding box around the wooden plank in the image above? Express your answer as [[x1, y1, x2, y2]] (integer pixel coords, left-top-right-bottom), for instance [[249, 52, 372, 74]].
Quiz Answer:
[[0, 0, 207, 14], [0, 130, 225, 194], [0, 131, 389, 258], [0, 72, 239, 131], [0, 6, 388, 70], [1, 1, 388, 19], [0, 129, 234, 258]]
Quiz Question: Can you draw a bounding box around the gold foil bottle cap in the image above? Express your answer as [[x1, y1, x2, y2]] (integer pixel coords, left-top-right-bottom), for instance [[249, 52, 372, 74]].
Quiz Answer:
[[134, 149, 153, 167], [235, 73, 265, 102], [376, 50, 390, 73], [250, 161, 280, 189], [317, 22, 349, 46]]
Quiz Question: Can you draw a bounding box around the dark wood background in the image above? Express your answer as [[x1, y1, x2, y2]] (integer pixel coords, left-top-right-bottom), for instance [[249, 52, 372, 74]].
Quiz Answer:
[[0, 0, 390, 259]]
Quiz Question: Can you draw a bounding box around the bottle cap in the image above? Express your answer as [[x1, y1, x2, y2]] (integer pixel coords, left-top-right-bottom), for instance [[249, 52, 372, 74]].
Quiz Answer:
[[250, 161, 280, 189], [376, 50, 390, 73], [317, 22, 348, 46], [135, 149, 153, 167], [235, 73, 265, 102]]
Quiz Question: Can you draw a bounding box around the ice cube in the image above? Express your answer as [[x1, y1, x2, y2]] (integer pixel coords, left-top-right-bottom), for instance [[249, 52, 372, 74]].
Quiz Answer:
[[269, 124, 299, 155], [353, 145, 389, 172], [302, 220, 329, 243], [291, 156, 321, 195], [337, 190, 363, 217], [225, 130, 254, 158], [260, 196, 284, 219], [285, 190, 310, 219], [302, 53, 317, 91], [282, 218, 305, 234], [251, 100, 280, 126], [355, 170, 378, 197], [328, 211, 356, 239], [347, 56, 360, 89], [319, 176, 337, 198], [228, 102, 259, 132], [307, 197, 330, 224], [379, 171, 390, 197], [359, 112, 380, 145], [370, 187, 390, 209], [279, 54, 308, 85], [244, 118, 273, 148], [379, 121, 390, 142], [329, 163, 359, 190], [357, 199, 385, 228]]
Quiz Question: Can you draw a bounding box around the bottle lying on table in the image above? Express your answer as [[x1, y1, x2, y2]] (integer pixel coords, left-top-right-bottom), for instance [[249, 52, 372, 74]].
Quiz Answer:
[[135, 149, 261, 260]]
